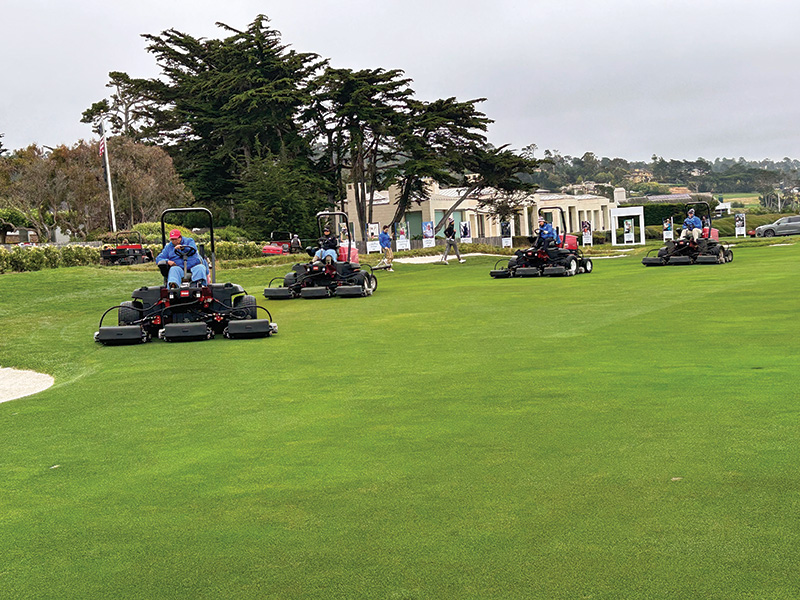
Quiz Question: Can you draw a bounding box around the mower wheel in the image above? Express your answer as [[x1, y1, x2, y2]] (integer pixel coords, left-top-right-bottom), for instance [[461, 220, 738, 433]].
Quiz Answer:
[[564, 256, 578, 276], [582, 258, 593, 274], [118, 301, 139, 326], [234, 294, 258, 319], [365, 272, 377, 293]]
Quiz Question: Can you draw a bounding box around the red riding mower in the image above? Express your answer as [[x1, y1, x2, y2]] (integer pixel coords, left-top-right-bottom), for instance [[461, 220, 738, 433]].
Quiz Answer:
[[264, 211, 376, 299], [642, 201, 733, 266], [95, 208, 277, 345], [490, 207, 594, 278]]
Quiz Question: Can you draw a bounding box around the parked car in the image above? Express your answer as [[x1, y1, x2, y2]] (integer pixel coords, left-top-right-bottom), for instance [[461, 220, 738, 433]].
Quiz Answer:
[[754, 215, 800, 237]]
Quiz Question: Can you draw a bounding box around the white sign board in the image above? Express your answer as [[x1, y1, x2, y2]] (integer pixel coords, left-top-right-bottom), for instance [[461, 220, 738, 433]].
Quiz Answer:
[[735, 213, 746, 237], [460, 221, 472, 244], [422, 220, 435, 248], [395, 222, 410, 250], [501, 237, 512, 248], [662, 217, 674, 241], [581, 220, 592, 246], [366, 223, 380, 253], [623, 219, 634, 243], [610, 206, 646, 246]]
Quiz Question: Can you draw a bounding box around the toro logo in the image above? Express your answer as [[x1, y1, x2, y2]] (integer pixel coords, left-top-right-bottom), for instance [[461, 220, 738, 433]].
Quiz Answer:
[[180, 290, 190, 297]]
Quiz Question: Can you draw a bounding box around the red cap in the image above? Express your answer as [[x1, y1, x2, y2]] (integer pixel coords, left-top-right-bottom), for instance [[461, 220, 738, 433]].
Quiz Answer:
[[169, 229, 182, 239]]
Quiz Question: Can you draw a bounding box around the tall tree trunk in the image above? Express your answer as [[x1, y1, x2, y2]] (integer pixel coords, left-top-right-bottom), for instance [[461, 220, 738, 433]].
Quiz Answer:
[[434, 184, 479, 232]]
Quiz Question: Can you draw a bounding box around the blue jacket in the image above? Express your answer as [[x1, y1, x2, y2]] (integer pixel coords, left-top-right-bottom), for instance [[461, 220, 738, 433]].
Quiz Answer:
[[379, 231, 392, 249], [156, 236, 204, 270], [683, 215, 703, 231], [539, 222, 561, 244]]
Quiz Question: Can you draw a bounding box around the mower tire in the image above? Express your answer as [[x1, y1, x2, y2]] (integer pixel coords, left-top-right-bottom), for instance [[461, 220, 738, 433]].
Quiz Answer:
[[234, 294, 258, 319], [118, 301, 139, 326]]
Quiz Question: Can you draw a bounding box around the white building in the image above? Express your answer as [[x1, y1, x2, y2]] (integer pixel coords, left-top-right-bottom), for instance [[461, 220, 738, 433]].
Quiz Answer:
[[344, 181, 618, 239]]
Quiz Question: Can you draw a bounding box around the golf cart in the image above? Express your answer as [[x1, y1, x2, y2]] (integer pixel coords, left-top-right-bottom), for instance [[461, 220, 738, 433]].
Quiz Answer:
[[262, 231, 294, 256], [94, 207, 277, 345], [100, 230, 154, 265], [264, 211, 376, 299], [642, 201, 733, 266], [490, 207, 594, 278]]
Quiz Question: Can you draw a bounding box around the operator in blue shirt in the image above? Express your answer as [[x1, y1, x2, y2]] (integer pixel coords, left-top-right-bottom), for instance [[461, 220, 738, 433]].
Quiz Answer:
[[156, 228, 210, 288], [533, 214, 561, 257], [680, 208, 703, 242]]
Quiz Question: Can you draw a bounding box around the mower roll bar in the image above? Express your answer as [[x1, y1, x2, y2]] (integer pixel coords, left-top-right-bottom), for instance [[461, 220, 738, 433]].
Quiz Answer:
[[537, 207, 567, 248], [315, 210, 353, 262], [683, 200, 713, 227], [160, 207, 215, 284]]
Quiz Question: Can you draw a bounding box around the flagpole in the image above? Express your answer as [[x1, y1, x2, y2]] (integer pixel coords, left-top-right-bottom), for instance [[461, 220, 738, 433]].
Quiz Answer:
[[100, 121, 117, 232]]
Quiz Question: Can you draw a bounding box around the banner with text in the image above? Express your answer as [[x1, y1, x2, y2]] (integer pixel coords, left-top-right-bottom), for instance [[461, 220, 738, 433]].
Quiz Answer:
[[422, 221, 435, 248], [395, 221, 410, 251]]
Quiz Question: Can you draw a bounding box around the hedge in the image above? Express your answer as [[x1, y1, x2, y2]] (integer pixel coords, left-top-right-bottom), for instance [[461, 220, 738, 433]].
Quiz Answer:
[[0, 240, 267, 273]]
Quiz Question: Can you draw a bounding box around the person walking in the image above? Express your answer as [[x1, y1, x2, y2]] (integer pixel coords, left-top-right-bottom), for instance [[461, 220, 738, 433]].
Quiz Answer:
[[379, 225, 394, 271], [441, 216, 465, 264]]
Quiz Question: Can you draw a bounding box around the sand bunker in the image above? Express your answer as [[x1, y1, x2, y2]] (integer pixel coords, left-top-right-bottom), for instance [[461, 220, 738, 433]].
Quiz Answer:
[[0, 367, 54, 403]]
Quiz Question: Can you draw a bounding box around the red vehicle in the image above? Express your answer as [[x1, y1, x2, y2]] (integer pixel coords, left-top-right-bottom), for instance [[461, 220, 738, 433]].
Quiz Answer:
[[262, 231, 304, 255], [100, 231, 154, 266]]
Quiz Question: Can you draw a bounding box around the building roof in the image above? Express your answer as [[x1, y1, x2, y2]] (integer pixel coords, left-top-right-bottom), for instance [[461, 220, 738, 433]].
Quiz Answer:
[[645, 194, 693, 203], [434, 188, 610, 204]]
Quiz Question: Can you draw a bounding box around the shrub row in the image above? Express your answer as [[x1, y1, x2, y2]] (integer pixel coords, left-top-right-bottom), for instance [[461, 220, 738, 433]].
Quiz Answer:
[[0, 245, 100, 273], [94, 223, 253, 245], [0, 240, 267, 273]]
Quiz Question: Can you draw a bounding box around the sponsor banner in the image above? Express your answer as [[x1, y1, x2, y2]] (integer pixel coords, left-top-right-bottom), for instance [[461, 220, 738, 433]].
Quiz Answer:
[[581, 220, 593, 246], [460, 221, 472, 244], [422, 221, 435, 248], [663, 217, 674, 241], [624, 219, 634, 243], [395, 221, 411, 250], [735, 213, 746, 237], [366, 223, 381, 253]]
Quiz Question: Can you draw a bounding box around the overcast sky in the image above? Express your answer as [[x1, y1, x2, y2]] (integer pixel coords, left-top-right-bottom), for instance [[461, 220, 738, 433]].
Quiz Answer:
[[3, 0, 798, 161]]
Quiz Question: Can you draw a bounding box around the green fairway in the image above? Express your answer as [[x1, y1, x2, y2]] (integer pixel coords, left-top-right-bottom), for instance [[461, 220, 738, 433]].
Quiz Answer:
[[1, 245, 799, 599]]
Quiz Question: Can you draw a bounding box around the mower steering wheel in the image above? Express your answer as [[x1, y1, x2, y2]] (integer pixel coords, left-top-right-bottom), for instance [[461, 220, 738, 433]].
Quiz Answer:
[[174, 245, 196, 258]]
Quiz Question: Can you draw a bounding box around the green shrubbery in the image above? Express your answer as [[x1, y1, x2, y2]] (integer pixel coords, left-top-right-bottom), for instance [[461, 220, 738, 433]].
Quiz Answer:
[[93, 223, 256, 245], [0, 244, 100, 273]]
